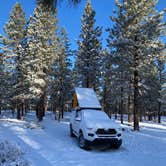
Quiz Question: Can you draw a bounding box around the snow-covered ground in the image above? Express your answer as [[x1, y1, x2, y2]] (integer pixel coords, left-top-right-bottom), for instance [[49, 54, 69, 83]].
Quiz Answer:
[[0, 140, 29, 166], [0, 111, 166, 166]]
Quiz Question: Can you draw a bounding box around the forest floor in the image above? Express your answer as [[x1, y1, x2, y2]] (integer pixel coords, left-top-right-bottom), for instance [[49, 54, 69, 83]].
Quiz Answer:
[[0, 111, 166, 166]]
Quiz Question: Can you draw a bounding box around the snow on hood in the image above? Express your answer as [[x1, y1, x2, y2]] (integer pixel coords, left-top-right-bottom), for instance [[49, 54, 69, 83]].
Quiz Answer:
[[82, 109, 120, 129], [85, 119, 120, 129]]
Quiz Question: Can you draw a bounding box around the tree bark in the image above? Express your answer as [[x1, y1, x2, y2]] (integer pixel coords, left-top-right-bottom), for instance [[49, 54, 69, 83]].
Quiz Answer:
[[158, 102, 161, 123], [61, 87, 65, 119], [38, 101, 43, 121], [21, 102, 24, 117], [114, 100, 118, 120], [17, 106, 21, 120], [148, 111, 152, 121], [86, 75, 90, 88], [61, 99, 64, 119], [37, 88, 47, 121], [103, 85, 107, 113], [57, 91, 61, 122], [133, 69, 139, 130], [158, 68, 162, 123], [120, 87, 124, 124]]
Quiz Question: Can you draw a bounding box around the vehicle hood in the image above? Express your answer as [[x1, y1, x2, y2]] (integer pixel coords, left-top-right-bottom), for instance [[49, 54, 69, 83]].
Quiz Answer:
[[85, 119, 120, 130]]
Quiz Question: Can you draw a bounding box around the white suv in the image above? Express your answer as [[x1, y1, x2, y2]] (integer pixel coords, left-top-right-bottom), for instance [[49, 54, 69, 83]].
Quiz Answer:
[[70, 109, 122, 149]]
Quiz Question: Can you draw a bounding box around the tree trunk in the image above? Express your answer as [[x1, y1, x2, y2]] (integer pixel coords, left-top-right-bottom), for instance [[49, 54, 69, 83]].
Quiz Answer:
[[57, 92, 62, 122], [21, 102, 24, 117], [38, 89, 47, 121], [58, 94, 61, 122], [36, 104, 39, 118], [86, 75, 90, 88], [38, 101, 43, 121], [12, 109, 15, 117], [39, 96, 45, 121], [61, 92, 65, 119], [158, 101, 161, 123], [61, 100, 64, 119], [17, 106, 21, 120], [120, 87, 124, 124], [133, 69, 139, 131], [148, 112, 152, 121], [61, 109, 64, 119], [158, 68, 162, 123], [103, 85, 107, 113], [114, 100, 118, 119], [58, 110, 61, 122]]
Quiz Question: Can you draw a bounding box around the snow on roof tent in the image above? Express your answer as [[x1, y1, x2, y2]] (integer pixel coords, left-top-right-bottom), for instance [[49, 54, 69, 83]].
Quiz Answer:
[[73, 87, 102, 109]]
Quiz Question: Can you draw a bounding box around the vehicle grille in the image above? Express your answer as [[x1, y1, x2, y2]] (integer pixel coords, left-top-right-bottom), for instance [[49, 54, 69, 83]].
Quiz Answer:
[[96, 128, 117, 135]]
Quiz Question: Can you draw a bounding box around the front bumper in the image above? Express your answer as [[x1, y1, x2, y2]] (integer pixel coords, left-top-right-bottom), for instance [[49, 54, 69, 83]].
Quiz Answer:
[[91, 138, 122, 145], [84, 130, 122, 142]]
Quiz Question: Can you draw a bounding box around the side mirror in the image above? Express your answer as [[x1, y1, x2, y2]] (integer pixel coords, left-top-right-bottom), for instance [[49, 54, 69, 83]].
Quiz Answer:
[[75, 117, 81, 122]]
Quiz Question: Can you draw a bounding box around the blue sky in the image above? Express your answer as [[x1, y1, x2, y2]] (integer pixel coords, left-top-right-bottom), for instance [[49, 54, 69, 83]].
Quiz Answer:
[[0, 0, 165, 50]]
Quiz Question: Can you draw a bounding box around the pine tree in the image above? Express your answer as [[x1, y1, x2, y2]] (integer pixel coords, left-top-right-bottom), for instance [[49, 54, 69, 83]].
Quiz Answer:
[[156, 58, 166, 123], [50, 27, 72, 120], [0, 52, 13, 113], [104, 39, 132, 123], [140, 63, 160, 120], [101, 49, 113, 116], [26, 3, 58, 121], [108, 0, 166, 130], [0, 52, 4, 113], [75, 0, 102, 91], [1, 3, 26, 119], [38, 0, 81, 8]]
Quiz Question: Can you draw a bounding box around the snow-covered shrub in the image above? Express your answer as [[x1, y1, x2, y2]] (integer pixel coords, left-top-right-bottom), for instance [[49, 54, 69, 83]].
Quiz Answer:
[[0, 140, 30, 166]]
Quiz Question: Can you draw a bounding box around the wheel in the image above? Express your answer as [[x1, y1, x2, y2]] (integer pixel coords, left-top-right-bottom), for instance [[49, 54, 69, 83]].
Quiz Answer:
[[78, 132, 89, 150], [70, 124, 75, 137], [112, 139, 122, 149]]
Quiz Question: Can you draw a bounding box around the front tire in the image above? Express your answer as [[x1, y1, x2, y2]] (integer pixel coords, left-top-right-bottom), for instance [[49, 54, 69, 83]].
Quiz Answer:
[[78, 133, 89, 150]]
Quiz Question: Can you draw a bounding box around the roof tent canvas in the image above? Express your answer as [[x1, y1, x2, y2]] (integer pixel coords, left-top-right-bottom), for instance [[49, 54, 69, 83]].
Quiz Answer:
[[75, 87, 101, 109]]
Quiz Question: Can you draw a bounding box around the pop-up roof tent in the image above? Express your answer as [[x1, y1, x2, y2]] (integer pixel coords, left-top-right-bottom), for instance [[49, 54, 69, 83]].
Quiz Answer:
[[72, 87, 102, 110]]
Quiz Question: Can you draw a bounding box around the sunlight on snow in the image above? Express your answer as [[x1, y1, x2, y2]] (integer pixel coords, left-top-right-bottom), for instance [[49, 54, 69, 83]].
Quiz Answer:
[[18, 135, 41, 150], [140, 122, 166, 130]]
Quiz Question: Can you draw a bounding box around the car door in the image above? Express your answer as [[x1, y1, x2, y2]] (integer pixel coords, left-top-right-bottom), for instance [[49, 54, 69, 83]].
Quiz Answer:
[[73, 110, 81, 135]]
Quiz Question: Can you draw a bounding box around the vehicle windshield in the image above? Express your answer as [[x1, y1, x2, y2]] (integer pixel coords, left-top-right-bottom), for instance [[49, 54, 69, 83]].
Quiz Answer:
[[83, 110, 110, 121]]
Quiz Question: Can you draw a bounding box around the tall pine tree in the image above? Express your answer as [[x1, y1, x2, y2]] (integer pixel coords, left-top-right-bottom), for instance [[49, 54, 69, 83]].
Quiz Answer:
[[2, 3, 26, 119], [75, 0, 102, 91], [26, 2, 58, 121], [156, 58, 166, 123], [108, 0, 166, 130], [0, 52, 4, 113], [50, 27, 72, 120]]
